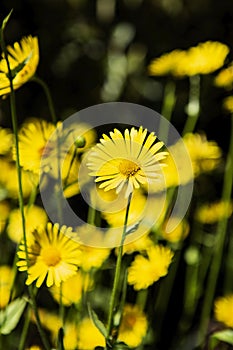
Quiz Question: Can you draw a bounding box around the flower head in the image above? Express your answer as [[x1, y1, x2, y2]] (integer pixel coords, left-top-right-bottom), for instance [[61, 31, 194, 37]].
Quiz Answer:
[[195, 200, 233, 224], [87, 127, 168, 197], [0, 127, 13, 155], [128, 245, 174, 290], [0, 36, 39, 97], [118, 304, 148, 348], [223, 96, 233, 113], [7, 204, 48, 244], [17, 222, 82, 288], [0, 265, 14, 308], [148, 49, 186, 76], [214, 294, 233, 328], [77, 317, 105, 349], [215, 63, 233, 90]]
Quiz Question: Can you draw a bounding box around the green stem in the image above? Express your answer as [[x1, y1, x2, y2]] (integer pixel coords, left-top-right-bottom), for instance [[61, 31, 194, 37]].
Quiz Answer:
[[0, 23, 51, 350], [198, 115, 233, 346], [18, 306, 31, 350], [159, 80, 176, 142], [31, 75, 57, 124], [106, 192, 132, 343], [182, 74, 200, 135]]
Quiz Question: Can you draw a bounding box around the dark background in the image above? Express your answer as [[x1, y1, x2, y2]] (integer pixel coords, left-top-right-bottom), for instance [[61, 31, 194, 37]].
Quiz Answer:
[[0, 0, 233, 152]]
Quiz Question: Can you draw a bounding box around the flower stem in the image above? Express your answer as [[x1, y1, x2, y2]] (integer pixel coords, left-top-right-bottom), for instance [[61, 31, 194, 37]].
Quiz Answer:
[[198, 114, 233, 346], [0, 22, 51, 350], [31, 75, 57, 124], [159, 79, 176, 142], [106, 192, 132, 343], [182, 74, 200, 135]]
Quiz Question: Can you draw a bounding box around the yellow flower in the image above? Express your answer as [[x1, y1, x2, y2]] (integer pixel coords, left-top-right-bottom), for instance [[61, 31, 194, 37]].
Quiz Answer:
[[0, 265, 14, 308], [161, 217, 190, 243], [0, 127, 13, 155], [7, 204, 48, 243], [49, 271, 93, 306], [62, 152, 80, 198], [118, 304, 148, 348], [87, 127, 168, 197], [102, 190, 147, 227], [183, 133, 222, 176], [175, 41, 229, 76], [223, 96, 233, 113], [77, 317, 105, 350], [128, 245, 174, 290], [148, 49, 186, 76], [17, 222, 82, 288], [214, 294, 233, 328], [121, 233, 154, 255], [26, 346, 42, 350], [0, 158, 37, 199], [0, 200, 11, 233], [0, 36, 39, 97], [195, 200, 233, 224], [215, 63, 233, 90], [15, 118, 56, 174]]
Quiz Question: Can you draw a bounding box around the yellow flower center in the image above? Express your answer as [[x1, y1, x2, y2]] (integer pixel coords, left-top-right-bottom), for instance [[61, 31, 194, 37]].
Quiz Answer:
[[41, 246, 61, 266], [119, 160, 140, 177]]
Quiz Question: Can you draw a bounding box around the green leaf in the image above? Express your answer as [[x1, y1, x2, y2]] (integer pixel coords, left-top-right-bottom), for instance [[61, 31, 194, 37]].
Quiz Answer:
[[88, 303, 108, 338], [211, 329, 233, 346], [125, 221, 140, 236], [0, 297, 27, 334], [0, 10, 13, 33], [113, 342, 130, 349]]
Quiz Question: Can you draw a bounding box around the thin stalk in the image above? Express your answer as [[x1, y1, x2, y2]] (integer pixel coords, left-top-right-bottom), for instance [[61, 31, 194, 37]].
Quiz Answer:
[[159, 80, 176, 142], [31, 75, 57, 124], [18, 306, 31, 350], [0, 24, 51, 350], [198, 115, 233, 346], [182, 74, 200, 136], [106, 192, 132, 342]]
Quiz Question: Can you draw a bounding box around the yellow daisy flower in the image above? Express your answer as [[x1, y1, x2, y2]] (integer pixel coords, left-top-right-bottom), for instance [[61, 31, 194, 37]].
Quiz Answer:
[[102, 190, 147, 227], [0, 200, 11, 234], [0, 265, 14, 308], [0, 158, 37, 199], [223, 96, 233, 113], [214, 294, 233, 328], [77, 317, 105, 349], [87, 126, 168, 197], [195, 200, 233, 224], [176, 41, 229, 76], [17, 222, 82, 288], [148, 49, 186, 76], [0, 36, 39, 97], [118, 304, 148, 348], [7, 204, 48, 244], [215, 63, 233, 90], [49, 271, 93, 306], [128, 245, 174, 290], [15, 118, 56, 175], [0, 127, 13, 155]]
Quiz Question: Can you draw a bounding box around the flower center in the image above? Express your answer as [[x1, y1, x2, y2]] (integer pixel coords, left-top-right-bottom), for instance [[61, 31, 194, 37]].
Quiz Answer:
[[41, 246, 61, 266], [123, 313, 137, 329], [119, 160, 140, 177]]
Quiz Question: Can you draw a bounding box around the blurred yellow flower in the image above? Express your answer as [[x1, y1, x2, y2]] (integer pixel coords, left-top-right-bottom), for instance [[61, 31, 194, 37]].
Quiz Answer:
[[161, 217, 190, 243], [0, 200, 11, 233], [49, 271, 93, 306], [214, 294, 233, 328], [215, 63, 233, 90], [62, 152, 80, 198], [148, 49, 186, 76], [121, 233, 154, 255], [77, 317, 105, 350], [195, 200, 233, 224], [26, 346, 42, 350], [176, 41, 229, 76], [7, 204, 48, 244], [118, 304, 148, 348], [0, 36, 39, 97], [0, 158, 37, 199], [128, 245, 174, 290], [183, 132, 222, 176], [102, 190, 147, 227], [148, 41, 229, 77], [15, 118, 56, 175], [0, 127, 13, 155], [0, 265, 14, 308], [87, 127, 168, 197], [17, 222, 82, 288], [223, 96, 233, 113]]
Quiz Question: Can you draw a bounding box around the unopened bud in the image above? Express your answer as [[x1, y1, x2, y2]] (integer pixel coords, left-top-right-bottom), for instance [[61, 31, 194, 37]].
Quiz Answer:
[[74, 136, 86, 148]]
